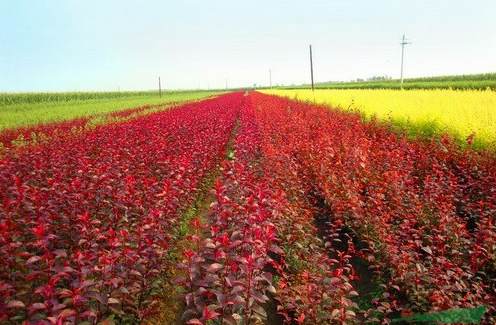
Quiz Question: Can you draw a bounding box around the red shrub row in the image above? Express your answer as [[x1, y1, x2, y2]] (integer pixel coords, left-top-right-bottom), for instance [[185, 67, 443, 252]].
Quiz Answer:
[[0, 93, 243, 323], [2, 90, 494, 324], [0, 104, 167, 150], [180, 98, 281, 324], [252, 98, 368, 323], [0, 118, 90, 150], [181, 96, 359, 324], [250, 92, 496, 321]]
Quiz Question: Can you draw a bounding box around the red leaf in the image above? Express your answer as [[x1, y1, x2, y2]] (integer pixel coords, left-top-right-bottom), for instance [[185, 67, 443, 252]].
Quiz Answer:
[[202, 306, 220, 321]]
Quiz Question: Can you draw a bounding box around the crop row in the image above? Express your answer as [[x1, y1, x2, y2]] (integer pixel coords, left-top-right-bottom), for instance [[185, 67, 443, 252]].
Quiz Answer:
[[180, 95, 360, 324], [0, 91, 219, 132], [286, 72, 496, 90], [251, 92, 496, 322], [1, 91, 495, 324], [0, 93, 243, 323], [0, 91, 162, 106], [178, 91, 495, 324], [0, 104, 166, 151]]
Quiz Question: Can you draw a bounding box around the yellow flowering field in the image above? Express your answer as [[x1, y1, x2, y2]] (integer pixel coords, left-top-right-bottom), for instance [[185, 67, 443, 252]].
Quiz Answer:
[[263, 88, 496, 148]]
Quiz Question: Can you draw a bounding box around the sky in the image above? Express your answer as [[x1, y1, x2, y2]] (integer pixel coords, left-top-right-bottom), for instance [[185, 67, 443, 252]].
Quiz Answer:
[[0, 0, 495, 92]]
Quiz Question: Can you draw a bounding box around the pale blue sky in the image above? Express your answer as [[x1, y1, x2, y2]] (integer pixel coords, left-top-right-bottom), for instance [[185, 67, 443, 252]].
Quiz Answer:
[[1, 0, 495, 91]]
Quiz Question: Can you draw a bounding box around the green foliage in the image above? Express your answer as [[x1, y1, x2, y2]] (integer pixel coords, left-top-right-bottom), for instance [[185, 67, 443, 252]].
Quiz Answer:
[[0, 90, 157, 106], [281, 72, 496, 90], [0, 91, 219, 130], [392, 306, 486, 324]]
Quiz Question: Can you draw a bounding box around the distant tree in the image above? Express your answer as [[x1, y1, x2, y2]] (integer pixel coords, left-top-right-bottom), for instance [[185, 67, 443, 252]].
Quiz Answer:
[[367, 75, 392, 81]]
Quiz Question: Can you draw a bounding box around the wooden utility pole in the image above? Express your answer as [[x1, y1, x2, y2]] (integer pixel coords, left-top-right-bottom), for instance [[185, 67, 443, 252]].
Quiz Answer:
[[309, 45, 315, 91], [269, 69, 272, 88], [158, 76, 162, 97]]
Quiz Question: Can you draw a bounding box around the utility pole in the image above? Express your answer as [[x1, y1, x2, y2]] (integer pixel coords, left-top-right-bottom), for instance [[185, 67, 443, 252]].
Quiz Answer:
[[400, 34, 411, 89], [158, 76, 162, 97], [225, 79, 228, 90], [309, 45, 315, 92], [269, 69, 272, 88]]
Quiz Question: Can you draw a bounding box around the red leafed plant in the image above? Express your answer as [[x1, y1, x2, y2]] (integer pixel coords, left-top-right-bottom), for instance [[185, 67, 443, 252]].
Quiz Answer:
[[0, 93, 243, 323], [179, 105, 282, 324], [250, 92, 496, 322], [180, 101, 359, 324], [2, 90, 495, 324]]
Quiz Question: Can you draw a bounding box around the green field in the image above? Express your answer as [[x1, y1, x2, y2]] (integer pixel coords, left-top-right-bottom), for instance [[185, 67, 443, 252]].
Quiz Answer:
[[0, 91, 219, 131], [284, 72, 496, 90], [0, 91, 163, 106]]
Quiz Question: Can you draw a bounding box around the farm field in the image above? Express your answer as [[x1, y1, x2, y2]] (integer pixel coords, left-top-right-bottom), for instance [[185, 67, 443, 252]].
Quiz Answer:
[[287, 73, 496, 90], [0, 91, 220, 131], [1, 92, 494, 324], [0, 91, 220, 153], [264, 88, 496, 149]]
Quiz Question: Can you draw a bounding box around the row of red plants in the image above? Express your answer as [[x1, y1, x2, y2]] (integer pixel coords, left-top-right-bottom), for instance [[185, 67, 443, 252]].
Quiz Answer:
[[252, 96, 378, 323], [0, 93, 244, 323], [179, 97, 280, 324], [180, 96, 360, 324], [250, 92, 496, 322], [179, 90, 496, 324], [0, 118, 90, 150], [2, 90, 494, 323], [0, 103, 172, 150]]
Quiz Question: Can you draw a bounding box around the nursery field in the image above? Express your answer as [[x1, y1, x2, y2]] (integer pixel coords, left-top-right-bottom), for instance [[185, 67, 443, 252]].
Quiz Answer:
[[0, 91, 219, 131], [264, 88, 496, 149], [0, 92, 495, 324], [0, 91, 220, 152]]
